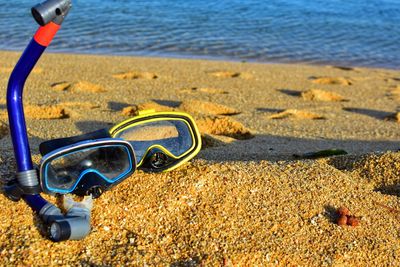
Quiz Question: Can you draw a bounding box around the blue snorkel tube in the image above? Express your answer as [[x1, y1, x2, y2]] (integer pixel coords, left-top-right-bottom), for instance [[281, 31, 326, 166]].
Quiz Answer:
[[4, 0, 91, 242]]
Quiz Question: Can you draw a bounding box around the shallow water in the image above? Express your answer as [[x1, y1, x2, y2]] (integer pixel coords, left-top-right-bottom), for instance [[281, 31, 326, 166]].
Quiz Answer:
[[0, 0, 399, 69]]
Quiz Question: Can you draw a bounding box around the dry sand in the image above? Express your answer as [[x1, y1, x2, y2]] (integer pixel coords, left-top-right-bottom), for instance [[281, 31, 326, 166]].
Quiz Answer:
[[0, 51, 400, 265]]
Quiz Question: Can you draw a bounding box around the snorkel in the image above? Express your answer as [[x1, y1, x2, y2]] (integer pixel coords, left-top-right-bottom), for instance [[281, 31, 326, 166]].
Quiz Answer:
[[4, 0, 92, 242], [3, 0, 201, 242]]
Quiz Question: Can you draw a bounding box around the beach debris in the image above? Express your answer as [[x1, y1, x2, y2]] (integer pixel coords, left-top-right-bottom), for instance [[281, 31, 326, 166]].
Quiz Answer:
[[179, 100, 240, 116], [336, 206, 360, 227], [301, 89, 347, 102], [112, 71, 158, 80], [293, 149, 348, 159], [310, 76, 352, 86], [310, 213, 324, 226], [267, 109, 325, 120]]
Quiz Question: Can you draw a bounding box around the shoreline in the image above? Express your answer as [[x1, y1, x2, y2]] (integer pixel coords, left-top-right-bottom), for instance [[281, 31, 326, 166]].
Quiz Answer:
[[0, 50, 400, 265], [1, 48, 398, 72]]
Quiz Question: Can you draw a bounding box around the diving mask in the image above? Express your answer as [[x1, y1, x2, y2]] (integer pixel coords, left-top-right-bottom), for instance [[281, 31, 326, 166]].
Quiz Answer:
[[40, 138, 136, 197], [110, 111, 202, 172]]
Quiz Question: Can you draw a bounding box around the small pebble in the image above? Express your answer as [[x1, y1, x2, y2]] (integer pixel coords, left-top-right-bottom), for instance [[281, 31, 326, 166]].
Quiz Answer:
[[347, 216, 360, 227], [337, 207, 350, 216], [337, 215, 348, 226]]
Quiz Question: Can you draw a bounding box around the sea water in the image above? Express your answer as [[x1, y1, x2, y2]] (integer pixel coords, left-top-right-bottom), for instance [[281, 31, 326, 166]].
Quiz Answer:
[[0, 0, 398, 69]]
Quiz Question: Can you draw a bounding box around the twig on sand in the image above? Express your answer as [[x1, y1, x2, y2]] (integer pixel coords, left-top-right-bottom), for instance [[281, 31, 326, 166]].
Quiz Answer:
[[373, 201, 400, 222]]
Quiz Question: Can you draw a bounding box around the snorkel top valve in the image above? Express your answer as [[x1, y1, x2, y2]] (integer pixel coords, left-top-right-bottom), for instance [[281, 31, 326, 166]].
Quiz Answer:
[[32, 0, 72, 26]]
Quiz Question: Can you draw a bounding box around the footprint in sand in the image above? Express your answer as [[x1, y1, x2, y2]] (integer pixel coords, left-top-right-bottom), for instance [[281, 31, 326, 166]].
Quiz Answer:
[[70, 81, 106, 93], [179, 87, 228, 94], [121, 101, 175, 116], [207, 71, 253, 80], [388, 85, 400, 101], [60, 102, 101, 117], [0, 121, 9, 139], [328, 66, 356, 71], [25, 105, 69, 120], [112, 71, 158, 80], [267, 109, 325, 120], [51, 81, 106, 93], [121, 100, 240, 117], [384, 77, 400, 83], [301, 89, 347, 102], [201, 133, 236, 148], [310, 76, 352, 86], [196, 116, 253, 140], [179, 100, 240, 116], [51, 82, 70, 91], [61, 102, 101, 110]]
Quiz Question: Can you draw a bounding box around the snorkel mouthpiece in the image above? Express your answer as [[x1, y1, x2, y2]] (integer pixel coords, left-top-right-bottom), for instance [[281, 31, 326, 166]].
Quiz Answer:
[[39, 195, 92, 242]]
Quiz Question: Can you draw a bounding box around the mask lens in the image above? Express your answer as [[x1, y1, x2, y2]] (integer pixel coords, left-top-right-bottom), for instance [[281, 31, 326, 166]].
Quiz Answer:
[[44, 144, 132, 193], [115, 120, 193, 163]]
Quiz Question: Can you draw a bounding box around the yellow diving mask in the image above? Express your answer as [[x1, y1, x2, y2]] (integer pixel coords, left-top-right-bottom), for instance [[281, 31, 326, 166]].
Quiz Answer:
[[110, 110, 202, 172]]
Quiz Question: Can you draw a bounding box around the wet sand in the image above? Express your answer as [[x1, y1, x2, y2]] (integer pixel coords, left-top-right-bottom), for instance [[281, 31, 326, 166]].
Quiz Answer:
[[0, 51, 400, 265]]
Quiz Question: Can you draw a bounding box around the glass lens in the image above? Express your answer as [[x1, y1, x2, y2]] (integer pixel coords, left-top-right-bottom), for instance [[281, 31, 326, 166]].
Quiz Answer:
[[45, 145, 132, 192], [115, 120, 193, 163]]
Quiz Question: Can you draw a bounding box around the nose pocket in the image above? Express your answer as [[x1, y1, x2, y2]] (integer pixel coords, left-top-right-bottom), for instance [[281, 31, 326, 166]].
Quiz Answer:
[[146, 149, 170, 170], [73, 172, 110, 197]]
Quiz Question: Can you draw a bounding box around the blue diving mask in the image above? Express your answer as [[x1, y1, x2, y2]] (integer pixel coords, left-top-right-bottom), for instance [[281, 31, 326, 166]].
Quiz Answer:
[[39, 138, 136, 197]]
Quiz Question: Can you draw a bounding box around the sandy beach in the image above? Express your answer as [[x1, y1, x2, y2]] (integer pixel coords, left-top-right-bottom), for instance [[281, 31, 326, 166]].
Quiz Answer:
[[0, 50, 400, 265]]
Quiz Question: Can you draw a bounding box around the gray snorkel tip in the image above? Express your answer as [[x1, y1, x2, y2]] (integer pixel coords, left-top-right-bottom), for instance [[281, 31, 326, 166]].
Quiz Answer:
[[31, 0, 72, 26]]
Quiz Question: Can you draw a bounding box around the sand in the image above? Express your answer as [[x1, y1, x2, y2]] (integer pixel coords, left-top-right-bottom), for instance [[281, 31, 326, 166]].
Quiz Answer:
[[0, 51, 400, 265]]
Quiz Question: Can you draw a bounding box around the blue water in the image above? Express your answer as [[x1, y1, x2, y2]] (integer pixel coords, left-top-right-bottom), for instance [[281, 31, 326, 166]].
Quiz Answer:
[[0, 0, 399, 69]]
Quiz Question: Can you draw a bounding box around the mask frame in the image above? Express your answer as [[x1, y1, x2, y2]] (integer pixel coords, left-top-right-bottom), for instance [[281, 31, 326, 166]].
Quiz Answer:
[[39, 139, 136, 196], [110, 111, 202, 172]]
